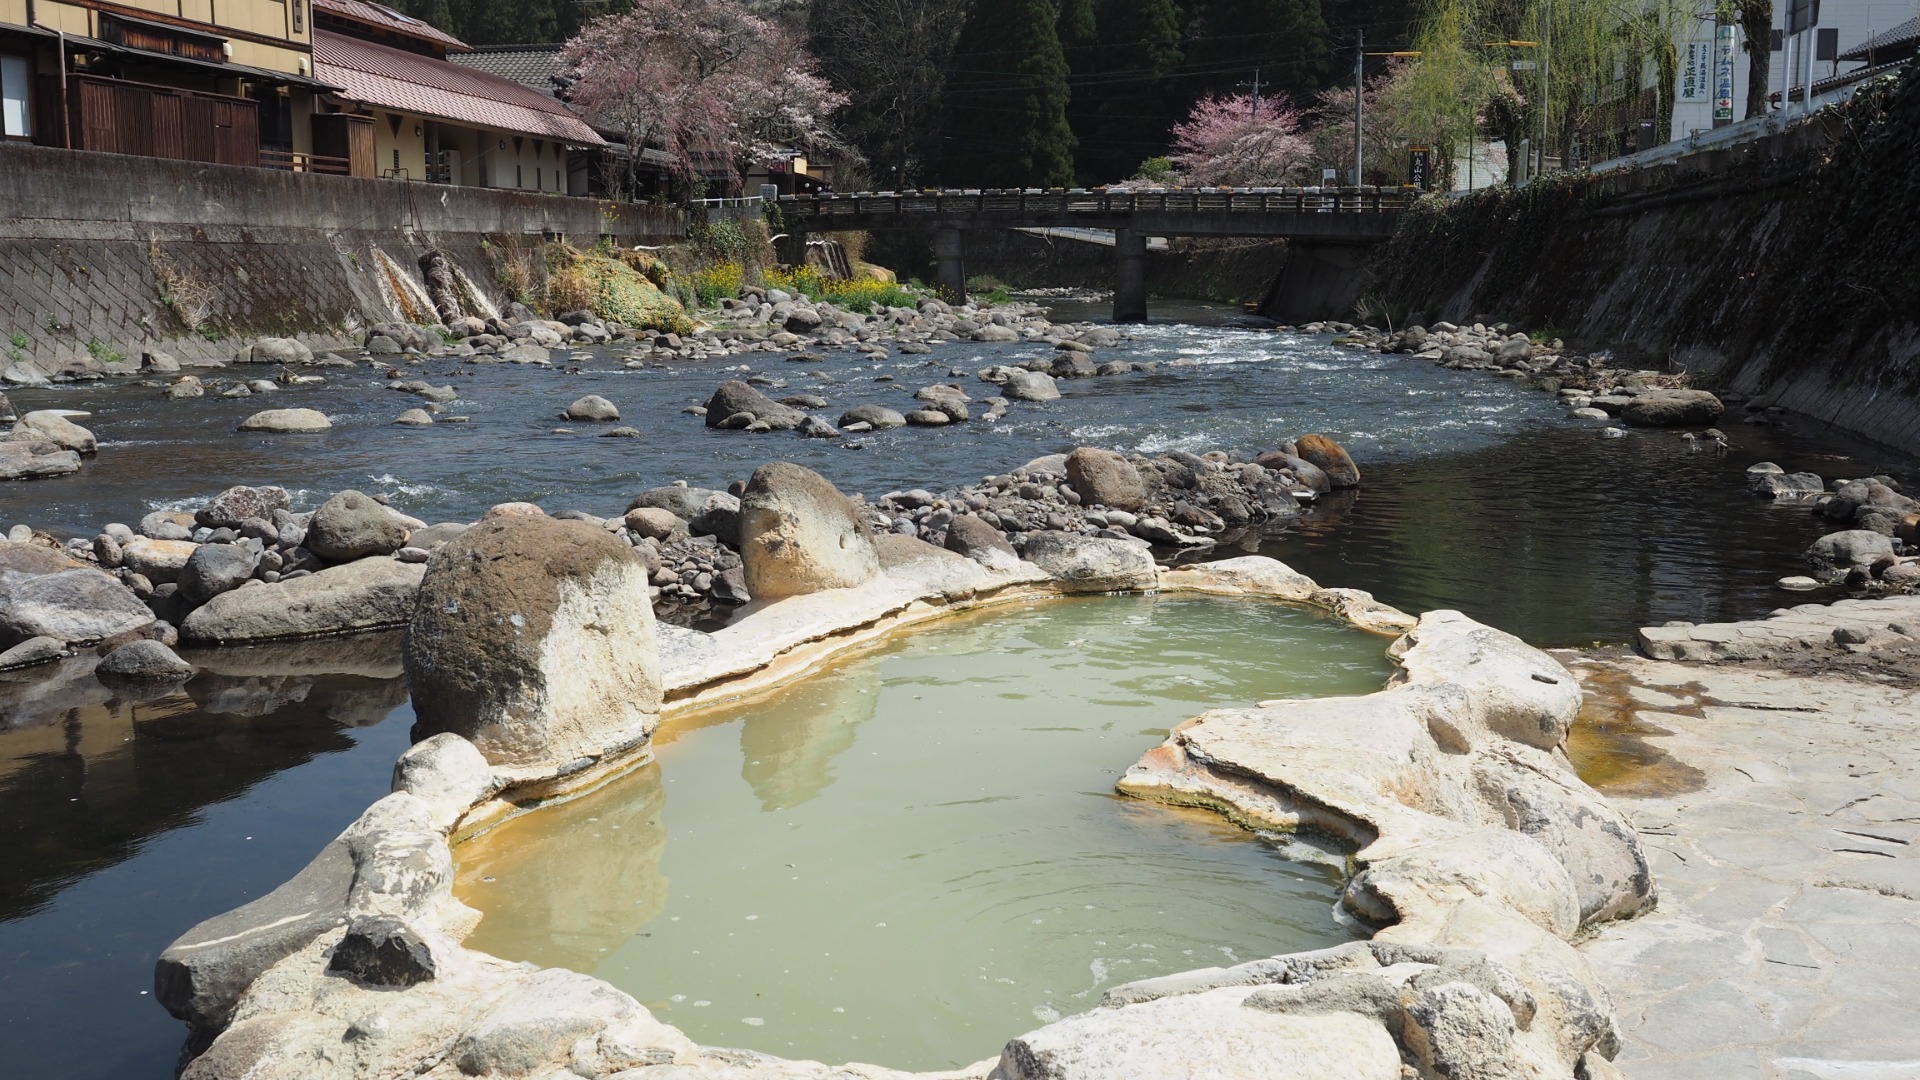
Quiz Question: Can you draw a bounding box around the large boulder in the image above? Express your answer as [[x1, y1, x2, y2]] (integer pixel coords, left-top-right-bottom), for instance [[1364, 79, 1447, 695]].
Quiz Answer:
[[96, 639, 194, 681], [405, 516, 660, 771], [238, 408, 331, 433], [737, 462, 881, 600], [247, 337, 313, 365], [1806, 529, 1895, 575], [181, 558, 426, 643], [308, 490, 409, 563], [179, 544, 259, 606], [945, 515, 1021, 571], [628, 485, 728, 520], [197, 486, 292, 529], [1021, 531, 1158, 593], [0, 442, 81, 480], [564, 395, 619, 422], [996, 985, 1404, 1080], [1293, 434, 1360, 488], [838, 404, 907, 430], [1065, 448, 1147, 511], [704, 381, 804, 430], [122, 537, 198, 583], [15, 411, 97, 454], [0, 548, 154, 646], [1003, 370, 1062, 401], [1620, 389, 1724, 427]]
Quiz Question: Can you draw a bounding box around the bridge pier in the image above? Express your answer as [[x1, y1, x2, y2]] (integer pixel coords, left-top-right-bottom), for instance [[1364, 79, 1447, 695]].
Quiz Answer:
[[933, 227, 968, 304], [1112, 228, 1147, 323], [1261, 243, 1371, 324]]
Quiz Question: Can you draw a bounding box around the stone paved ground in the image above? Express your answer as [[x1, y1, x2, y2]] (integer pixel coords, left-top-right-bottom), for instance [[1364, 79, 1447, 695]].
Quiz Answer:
[[1566, 641, 1920, 1080]]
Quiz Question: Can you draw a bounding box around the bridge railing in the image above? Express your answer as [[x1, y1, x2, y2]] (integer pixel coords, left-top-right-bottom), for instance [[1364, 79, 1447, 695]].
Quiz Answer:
[[778, 186, 1412, 224]]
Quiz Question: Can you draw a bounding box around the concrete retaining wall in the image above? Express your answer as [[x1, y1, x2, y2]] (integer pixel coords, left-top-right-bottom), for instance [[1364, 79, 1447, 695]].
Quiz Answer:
[[0, 143, 684, 376]]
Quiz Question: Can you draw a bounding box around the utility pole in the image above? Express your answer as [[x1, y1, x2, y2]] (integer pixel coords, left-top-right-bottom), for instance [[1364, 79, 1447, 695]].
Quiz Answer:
[[1538, 0, 1550, 176], [1353, 30, 1365, 186], [1237, 69, 1264, 121]]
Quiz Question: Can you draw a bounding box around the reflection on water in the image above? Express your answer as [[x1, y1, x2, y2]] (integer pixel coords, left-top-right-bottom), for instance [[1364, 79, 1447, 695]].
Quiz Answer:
[[1270, 424, 1916, 647], [457, 596, 1392, 1070], [0, 637, 413, 1080]]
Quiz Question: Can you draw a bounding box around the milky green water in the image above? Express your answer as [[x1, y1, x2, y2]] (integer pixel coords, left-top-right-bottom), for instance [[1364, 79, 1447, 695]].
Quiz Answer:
[[455, 595, 1394, 1070]]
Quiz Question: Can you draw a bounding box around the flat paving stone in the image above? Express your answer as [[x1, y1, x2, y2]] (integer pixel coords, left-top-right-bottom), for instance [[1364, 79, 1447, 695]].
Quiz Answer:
[[1565, 649, 1920, 1080]]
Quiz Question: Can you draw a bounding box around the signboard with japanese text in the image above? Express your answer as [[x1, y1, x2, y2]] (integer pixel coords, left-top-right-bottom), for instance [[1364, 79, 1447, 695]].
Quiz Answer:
[[1680, 41, 1711, 100], [1714, 24, 1737, 120], [1407, 146, 1431, 190]]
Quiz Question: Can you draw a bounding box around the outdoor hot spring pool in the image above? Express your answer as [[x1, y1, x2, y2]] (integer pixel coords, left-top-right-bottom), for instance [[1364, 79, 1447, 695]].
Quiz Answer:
[[453, 594, 1395, 1070]]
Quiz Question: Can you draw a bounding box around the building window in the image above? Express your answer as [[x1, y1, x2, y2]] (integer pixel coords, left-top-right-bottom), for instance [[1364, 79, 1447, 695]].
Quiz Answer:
[[536, 167, 542, 189], [2, 54, 33, 138], [516, 164, 523, 187]]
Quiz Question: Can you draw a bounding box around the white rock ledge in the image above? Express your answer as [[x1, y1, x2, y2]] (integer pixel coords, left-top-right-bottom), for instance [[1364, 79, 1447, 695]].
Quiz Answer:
[[156, 554, 1651, 1080]]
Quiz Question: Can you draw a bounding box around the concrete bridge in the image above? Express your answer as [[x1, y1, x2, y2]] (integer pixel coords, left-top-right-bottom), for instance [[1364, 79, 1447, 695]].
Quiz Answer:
[[775, 187, 1411, 322]]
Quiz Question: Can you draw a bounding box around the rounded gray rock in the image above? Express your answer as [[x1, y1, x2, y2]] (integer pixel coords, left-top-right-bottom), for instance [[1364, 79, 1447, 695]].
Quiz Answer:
[[179, 543, 260, 606], [96, 638, 194, 681], [308, 490, 409, 563]]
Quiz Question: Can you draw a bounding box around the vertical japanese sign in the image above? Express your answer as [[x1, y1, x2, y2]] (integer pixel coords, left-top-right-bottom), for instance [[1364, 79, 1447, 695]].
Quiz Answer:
[[1680, 41, 1711, 100], [1714, 24, 1737, 120], [1407, 146, 1431, 190]]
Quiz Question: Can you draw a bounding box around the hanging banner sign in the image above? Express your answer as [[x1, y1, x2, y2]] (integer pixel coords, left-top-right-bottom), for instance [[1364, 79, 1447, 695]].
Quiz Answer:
[[1714, 24, 1737, 120], [1680, 41, 1711, 100], [1407, 146, 1431, 190]]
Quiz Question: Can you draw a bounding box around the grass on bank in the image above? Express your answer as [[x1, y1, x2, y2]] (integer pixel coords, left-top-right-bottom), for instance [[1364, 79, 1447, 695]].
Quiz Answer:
[[766, 266, 919, 313]]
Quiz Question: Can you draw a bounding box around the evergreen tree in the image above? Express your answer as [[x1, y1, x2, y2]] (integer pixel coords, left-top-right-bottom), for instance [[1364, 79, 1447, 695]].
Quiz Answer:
[[939, 0, 1076, 187], [1071, 0, 1184, 182], [1182, 0, 1329, 104]]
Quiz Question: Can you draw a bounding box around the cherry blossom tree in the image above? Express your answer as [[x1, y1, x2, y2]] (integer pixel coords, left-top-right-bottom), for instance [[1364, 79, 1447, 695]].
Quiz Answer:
[[561, 0, 849, 193], [1167, 93, 1314, 187]]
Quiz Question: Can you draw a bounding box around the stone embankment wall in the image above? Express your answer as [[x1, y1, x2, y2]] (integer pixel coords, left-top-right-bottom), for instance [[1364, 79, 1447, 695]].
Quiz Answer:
[[0, 144, 683, 377], [1363, 65, 1920, 450]]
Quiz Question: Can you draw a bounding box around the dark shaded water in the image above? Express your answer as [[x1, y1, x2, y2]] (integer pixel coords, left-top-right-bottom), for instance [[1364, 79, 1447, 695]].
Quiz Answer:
[[0, 305, 1913, 1077], [0, 637, 413, 1079]]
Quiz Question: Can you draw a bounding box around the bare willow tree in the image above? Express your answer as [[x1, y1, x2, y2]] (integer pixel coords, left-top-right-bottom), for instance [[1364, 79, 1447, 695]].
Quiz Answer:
[[806, 0, 969, 188]]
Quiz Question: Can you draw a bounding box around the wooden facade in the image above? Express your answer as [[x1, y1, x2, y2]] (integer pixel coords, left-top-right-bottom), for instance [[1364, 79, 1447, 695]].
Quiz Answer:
[[310, 109, 372, 175], [71, 73, 258, 165]]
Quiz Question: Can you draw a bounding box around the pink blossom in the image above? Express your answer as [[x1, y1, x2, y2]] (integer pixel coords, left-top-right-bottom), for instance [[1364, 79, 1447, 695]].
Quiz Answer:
[[561, 0, 849, 187], [1169, 93, 1313, 186]]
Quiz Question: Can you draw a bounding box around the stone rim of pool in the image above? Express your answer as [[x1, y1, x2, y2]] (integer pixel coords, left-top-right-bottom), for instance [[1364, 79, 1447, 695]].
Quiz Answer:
[[155, 535, 1652, 1080]]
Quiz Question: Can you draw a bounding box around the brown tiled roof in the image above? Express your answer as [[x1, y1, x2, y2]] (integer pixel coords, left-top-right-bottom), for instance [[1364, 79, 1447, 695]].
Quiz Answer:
[[314, 30, 602, 144], [313, 0, 469, 52]]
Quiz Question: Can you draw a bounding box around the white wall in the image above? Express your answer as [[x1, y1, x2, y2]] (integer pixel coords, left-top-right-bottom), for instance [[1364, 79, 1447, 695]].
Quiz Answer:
[[1665, 0, 1916, 141]]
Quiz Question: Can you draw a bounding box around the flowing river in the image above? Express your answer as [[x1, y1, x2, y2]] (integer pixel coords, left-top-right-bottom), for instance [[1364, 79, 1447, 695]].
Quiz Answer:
[[0, 301, 1912, 1076]]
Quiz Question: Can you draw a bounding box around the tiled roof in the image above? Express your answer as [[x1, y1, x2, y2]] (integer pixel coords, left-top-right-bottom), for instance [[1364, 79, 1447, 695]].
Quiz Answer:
[[449, 45, 564, 99], [314, 30, 602, 144], [1840, 17, 1920, 60], [313, 0, 469, 52]]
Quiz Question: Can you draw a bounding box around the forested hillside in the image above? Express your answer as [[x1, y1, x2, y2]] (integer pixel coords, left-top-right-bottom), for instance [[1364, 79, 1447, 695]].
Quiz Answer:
[[384, 0, 1420, 188]]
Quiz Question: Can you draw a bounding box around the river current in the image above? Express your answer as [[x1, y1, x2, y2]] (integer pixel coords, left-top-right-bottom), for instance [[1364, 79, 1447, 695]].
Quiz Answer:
[[0, 300, 1912, 1077]]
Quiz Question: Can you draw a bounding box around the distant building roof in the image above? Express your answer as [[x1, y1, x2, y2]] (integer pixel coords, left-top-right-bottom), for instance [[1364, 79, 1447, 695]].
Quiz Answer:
[[1840, 17, 1920, 60], [449, 44, 565, 99], [314, 30, 601, 144], [313, 0, 469, 53]]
